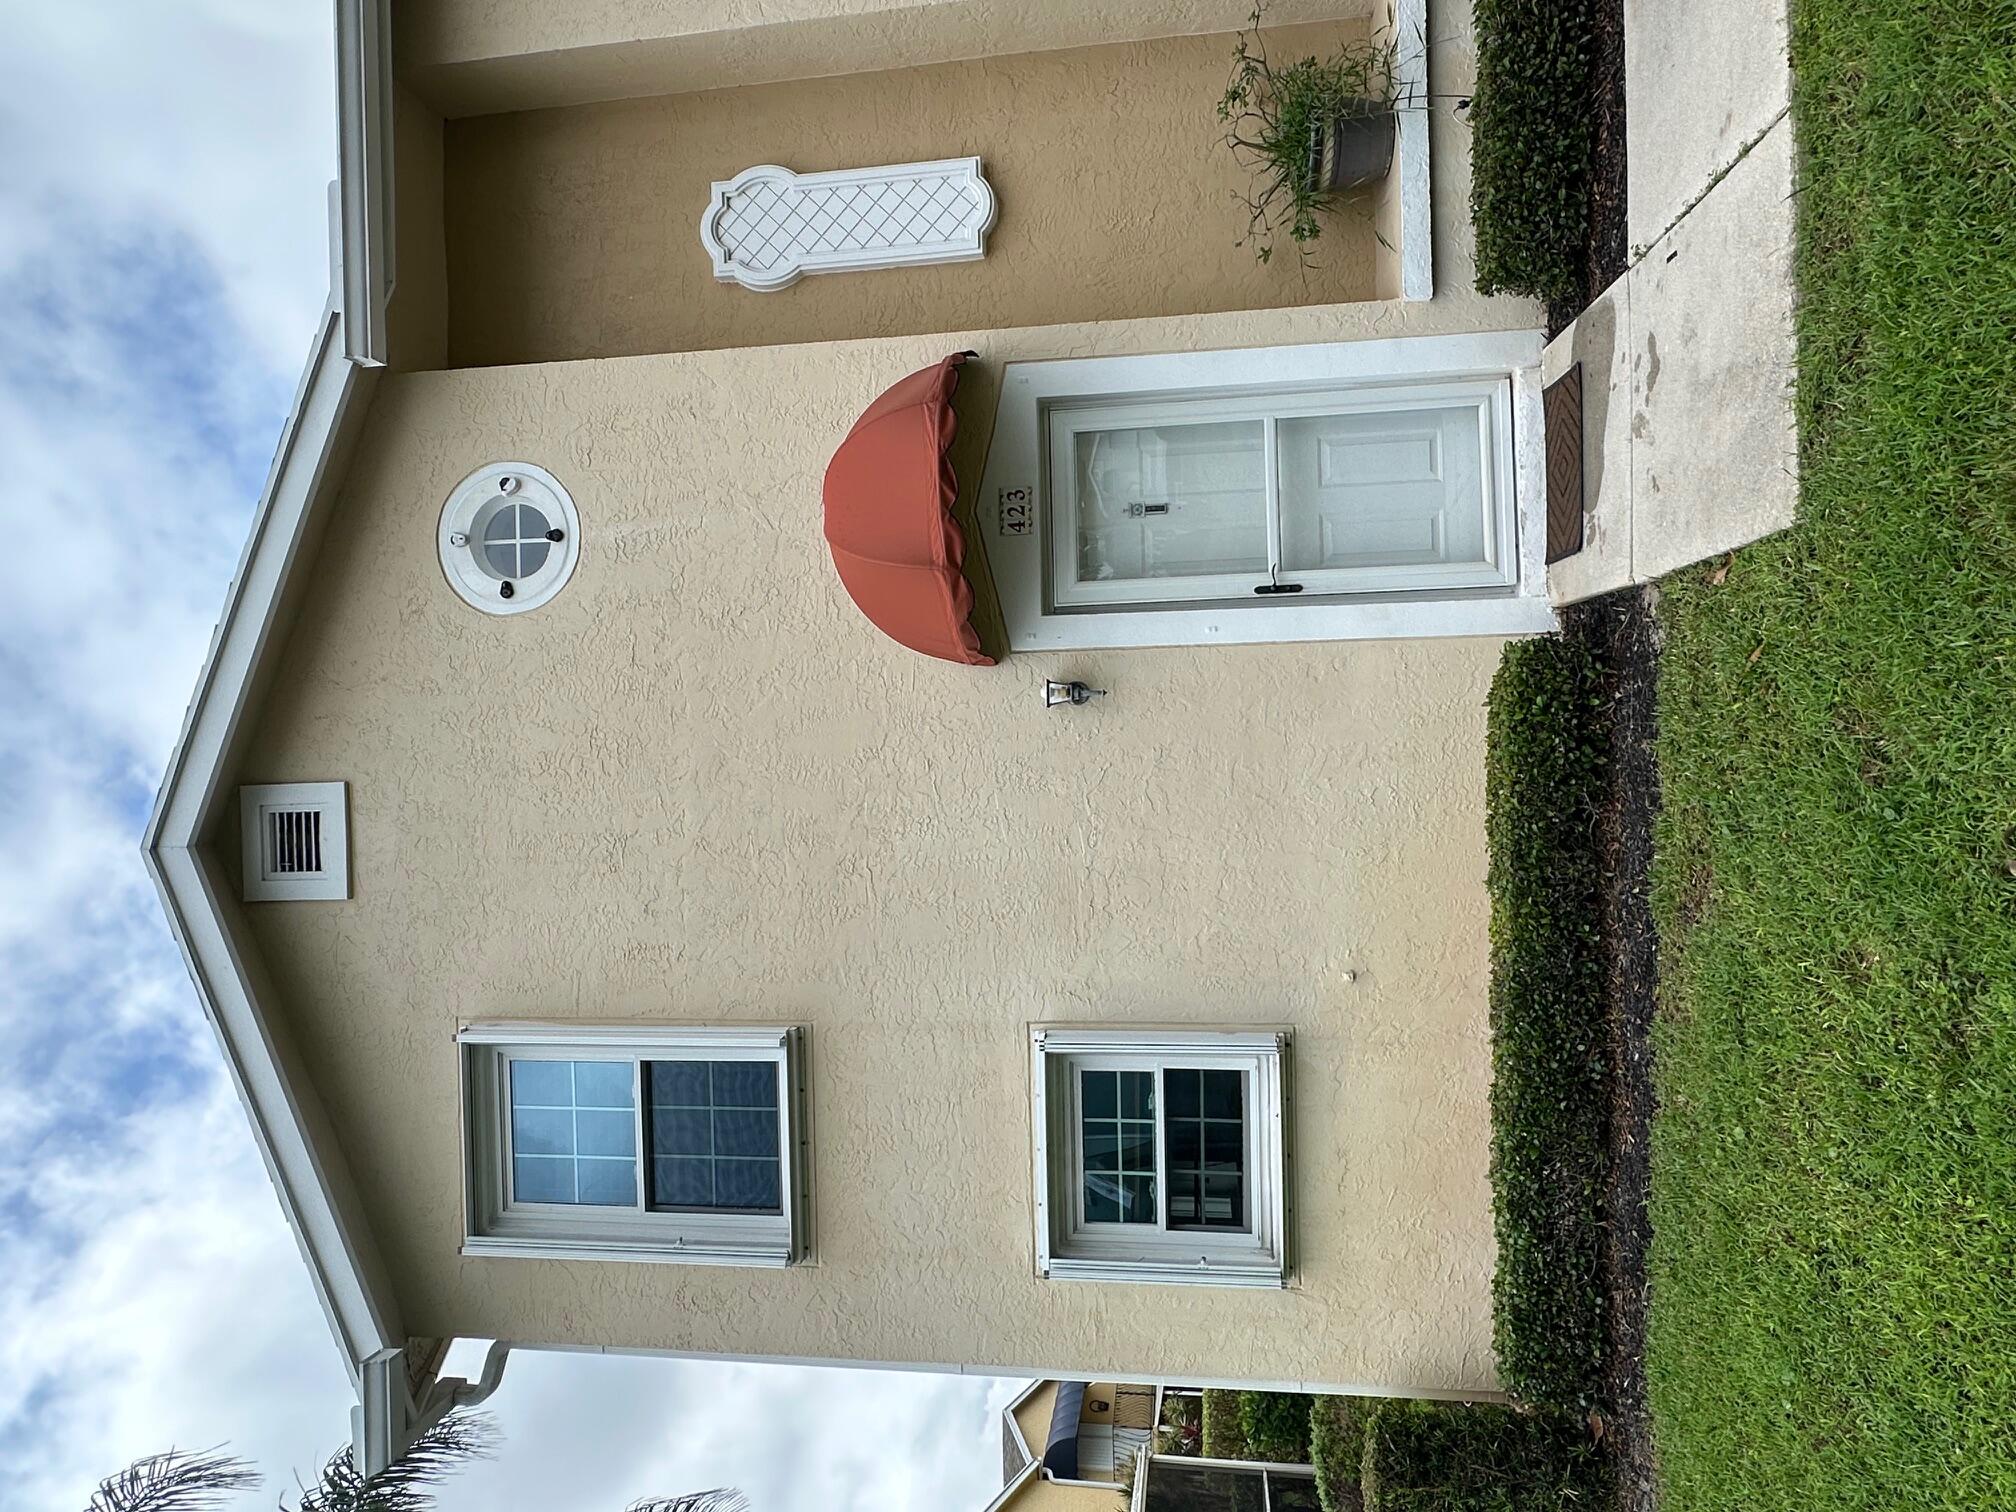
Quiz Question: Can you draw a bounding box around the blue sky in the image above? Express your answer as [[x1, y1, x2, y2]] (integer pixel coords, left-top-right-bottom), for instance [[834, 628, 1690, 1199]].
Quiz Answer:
[[0, 4, 1019, 1506]]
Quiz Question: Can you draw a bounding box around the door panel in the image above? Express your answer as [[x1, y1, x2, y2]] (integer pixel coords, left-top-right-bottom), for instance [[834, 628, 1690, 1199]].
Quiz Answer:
[[1277, 404, 1489, 579]]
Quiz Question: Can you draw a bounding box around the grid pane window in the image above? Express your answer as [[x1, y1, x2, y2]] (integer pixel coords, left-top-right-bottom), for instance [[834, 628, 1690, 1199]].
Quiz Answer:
[[1165, 1068, 1246, 1231], [1035, 1032, 1285, 1285], [1081, 1069, 1156, 1224], [508, 1059, 637, 1207], [646, 1060, 782, 1214]]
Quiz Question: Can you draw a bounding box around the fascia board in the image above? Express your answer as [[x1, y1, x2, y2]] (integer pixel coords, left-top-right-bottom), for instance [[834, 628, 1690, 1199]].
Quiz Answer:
[[142, 300, 399, 1383], [146, 846, 402, 1381], [147, 304, 371, 851]]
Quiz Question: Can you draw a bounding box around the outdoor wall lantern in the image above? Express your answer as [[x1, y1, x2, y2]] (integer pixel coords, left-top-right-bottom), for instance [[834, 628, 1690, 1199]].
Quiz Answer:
[[1043, 678, 1107, 708]]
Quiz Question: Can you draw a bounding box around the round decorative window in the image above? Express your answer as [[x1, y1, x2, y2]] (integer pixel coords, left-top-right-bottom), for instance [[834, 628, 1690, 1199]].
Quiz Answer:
[[438, 462, 581, 615]]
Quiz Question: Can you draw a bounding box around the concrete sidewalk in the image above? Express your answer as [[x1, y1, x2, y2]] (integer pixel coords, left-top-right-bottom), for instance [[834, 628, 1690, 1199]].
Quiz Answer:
[[1547, 0, 1798, 604]]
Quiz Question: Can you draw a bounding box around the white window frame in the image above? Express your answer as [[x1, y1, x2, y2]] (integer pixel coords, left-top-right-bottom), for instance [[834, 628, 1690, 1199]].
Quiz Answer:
[[459, 1023, 812, 1267], [1047, 379, 1516, 608], [239, 781, 350, 902], [979, 332, 1555, 649], [1030, 1028, 1291, 1288]]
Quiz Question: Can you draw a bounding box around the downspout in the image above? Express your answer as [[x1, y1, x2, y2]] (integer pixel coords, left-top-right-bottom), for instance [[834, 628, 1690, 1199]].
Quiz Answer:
[[354, 1340, 514, 1477]]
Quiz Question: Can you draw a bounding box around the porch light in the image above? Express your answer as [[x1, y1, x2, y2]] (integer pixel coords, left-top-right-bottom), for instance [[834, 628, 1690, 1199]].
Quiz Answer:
[[1043, 679, 1106, 708]]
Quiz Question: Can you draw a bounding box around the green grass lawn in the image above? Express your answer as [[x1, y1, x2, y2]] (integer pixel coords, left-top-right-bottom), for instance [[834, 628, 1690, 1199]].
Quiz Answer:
[[1648, 1, 2016, 1507]]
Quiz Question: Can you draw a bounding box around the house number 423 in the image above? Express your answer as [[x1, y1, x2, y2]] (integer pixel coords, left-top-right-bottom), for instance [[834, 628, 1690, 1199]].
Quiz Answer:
[[997, 485, 1033, 537]]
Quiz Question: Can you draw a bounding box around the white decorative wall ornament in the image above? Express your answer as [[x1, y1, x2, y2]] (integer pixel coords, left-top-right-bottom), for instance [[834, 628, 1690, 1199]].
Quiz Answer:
[[700, 158, 998, 293]]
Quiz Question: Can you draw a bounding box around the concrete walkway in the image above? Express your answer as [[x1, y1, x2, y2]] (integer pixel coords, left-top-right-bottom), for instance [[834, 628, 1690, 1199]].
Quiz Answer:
[[1547, 0, 1798, 604]]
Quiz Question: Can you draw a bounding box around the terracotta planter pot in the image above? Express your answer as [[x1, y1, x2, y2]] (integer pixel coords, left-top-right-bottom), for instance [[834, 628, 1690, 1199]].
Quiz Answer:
[[1307, 103, 1396, 192]]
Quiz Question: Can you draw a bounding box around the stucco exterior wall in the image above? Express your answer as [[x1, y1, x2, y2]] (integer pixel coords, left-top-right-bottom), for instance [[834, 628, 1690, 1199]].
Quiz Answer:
[[236, 299, 1514, 1398], [397, 0, 1374, 118], [442, 25, 1379, 367], [1005, 1470, 1119, 1512], [1012, 1383, 1059, 1468], [388, 84, 449, 372]]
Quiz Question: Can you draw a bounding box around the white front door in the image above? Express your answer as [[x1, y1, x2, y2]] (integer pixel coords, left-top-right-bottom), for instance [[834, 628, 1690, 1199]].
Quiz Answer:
[[1047, 380, 1513, 608]]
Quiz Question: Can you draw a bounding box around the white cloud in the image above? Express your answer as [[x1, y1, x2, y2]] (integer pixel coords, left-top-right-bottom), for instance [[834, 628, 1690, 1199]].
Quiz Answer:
[[433, 1353, 1025, 1512], [0, 1070, 354, 1511], [0, 0, 333, 372], [0, 8, 1031, 1512]]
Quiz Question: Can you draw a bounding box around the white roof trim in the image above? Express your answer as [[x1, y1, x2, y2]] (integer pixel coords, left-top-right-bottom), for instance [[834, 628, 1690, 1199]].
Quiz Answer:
[[335, 0, 394, 365], [144, 301, 400, 1384], [1002, 1378, 1042, 1470], [974, 1380, 1046, 1512], [980, 1462, 1043, 1512]]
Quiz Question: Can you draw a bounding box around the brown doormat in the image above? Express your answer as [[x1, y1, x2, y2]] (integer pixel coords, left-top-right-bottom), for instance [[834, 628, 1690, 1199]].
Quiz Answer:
[[1545, 363, 1586, 564]]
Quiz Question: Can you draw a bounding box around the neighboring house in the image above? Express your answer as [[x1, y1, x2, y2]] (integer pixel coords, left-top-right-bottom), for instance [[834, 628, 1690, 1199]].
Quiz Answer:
[[146, 0, 1544, 1475], [991, 1382, 1320, 1511]]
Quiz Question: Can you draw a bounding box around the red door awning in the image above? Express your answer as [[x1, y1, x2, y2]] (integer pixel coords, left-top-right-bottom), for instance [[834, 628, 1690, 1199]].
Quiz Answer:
[[822, 352, 994, 666]]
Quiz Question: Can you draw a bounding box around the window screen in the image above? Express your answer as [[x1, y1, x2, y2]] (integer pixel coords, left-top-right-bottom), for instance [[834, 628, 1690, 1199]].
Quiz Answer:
[[646, 1060, 783, 1214], [1167, 1068, 1246, 1231]]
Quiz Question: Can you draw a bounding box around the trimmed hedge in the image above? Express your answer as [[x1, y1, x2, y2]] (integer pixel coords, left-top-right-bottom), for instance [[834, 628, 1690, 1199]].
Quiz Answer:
[[1311, 1395, 1381, 1512], [1201, 1389, 1250, 1460], [1361, 1401, 1605, 1511], [1239, 1391, 1315, 1464], [1469, 0, 1594, 302], [1485, 637, 1609, 1410]]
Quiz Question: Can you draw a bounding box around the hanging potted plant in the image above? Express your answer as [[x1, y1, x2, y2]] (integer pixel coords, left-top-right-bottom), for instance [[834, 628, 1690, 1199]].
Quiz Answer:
[[1217, 7, 1396, 263]]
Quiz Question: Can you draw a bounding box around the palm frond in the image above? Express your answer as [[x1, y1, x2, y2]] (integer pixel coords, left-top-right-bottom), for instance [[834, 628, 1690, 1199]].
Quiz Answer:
[[86, 1448, 260, 1512], [289, 1409, 497, 1512], [623, 1492, 752, 1512]]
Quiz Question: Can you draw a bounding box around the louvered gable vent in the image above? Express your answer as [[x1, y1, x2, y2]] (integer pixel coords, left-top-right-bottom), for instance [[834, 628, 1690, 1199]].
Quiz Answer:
[[239, 782, 349, 901]]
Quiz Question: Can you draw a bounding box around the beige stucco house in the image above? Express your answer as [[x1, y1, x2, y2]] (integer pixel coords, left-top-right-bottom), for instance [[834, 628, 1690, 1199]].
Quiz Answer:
[[147, 0, 1547, 1476], [991, 1381, 1322, 1511]]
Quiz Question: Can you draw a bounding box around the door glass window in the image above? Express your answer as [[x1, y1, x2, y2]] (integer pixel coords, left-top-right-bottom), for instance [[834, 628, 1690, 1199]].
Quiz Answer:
[[1073, 421, 1268, 585]]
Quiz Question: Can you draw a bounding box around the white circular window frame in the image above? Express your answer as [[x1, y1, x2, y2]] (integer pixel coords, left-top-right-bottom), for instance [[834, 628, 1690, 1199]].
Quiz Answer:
[[439, 461, 582, 616]]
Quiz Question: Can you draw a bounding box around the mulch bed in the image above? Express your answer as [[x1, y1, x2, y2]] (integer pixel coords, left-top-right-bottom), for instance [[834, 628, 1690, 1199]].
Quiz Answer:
[[1559, 586, 1660, 1512], [1546, 0, 1630, 339], [1543, 5, 1654, 1502]]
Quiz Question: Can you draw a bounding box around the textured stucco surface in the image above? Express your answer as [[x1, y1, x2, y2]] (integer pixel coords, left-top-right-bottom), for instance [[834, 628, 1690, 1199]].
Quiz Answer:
[[443, 25, 1379, 367], [1003, 1470, 1111, 1512], [388, 84, 450, 372], [397, 0, 1374, 117], [236, 301, 1511, 1397]]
